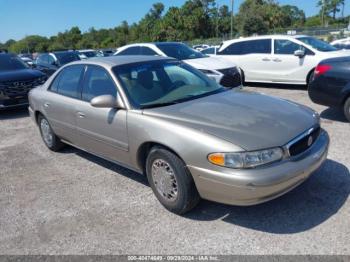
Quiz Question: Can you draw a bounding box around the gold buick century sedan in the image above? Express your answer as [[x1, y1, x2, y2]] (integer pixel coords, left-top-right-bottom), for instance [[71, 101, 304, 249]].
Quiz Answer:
[[29, 56, 329, 214]]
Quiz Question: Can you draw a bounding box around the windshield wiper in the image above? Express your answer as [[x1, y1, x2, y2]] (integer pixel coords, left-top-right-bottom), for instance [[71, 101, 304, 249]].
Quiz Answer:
[[140, 101, 180, 109]]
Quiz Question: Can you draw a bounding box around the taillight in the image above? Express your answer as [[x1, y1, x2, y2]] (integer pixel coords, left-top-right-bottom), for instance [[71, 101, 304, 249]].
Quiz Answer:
[[314, 64, 332, 78]]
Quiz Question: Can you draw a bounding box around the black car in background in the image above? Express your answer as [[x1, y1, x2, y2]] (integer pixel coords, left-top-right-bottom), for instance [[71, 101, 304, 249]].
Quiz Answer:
[[35, 51, 80, 76], [0, 53, 46, 109], [309, 56, 350, 122]]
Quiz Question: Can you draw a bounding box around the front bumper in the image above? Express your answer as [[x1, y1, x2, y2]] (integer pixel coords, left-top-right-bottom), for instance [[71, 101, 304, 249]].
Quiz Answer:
[[188, 130, 329, 206], [0, 97, 29, 109], [308, 77, 345, 107]]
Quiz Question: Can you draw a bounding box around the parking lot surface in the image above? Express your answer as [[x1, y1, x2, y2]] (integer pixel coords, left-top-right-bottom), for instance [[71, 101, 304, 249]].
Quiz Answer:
[[0, 85, 349, 255]]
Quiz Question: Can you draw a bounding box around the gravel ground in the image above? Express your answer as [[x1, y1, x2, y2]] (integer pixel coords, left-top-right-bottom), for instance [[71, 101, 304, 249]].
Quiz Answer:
[[0, 85, 349, 255]]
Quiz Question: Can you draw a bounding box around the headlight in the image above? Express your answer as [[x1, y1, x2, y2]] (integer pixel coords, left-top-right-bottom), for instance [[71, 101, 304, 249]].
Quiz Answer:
[[208, 147, 283, 169], [199, 69, 220, 76]]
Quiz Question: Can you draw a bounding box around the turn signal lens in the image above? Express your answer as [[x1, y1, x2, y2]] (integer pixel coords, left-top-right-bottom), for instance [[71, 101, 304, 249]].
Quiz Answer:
[[208, 153, 225, 166]]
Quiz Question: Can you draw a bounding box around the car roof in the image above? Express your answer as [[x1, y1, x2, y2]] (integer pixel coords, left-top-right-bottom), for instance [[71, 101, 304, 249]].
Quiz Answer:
[[222, 34, 308, 44], [78, 49, 95, 52], [220, 35, 310, 50], [68, 55, 174, 68], [120, 42, 185, 48], [52, 50, 77, 54]]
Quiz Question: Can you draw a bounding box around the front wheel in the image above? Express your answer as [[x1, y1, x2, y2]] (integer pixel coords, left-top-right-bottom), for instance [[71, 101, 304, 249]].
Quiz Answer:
[[38, 114, 65, 151], [146, 147, 200, 215], [344, 97, 350, 122]]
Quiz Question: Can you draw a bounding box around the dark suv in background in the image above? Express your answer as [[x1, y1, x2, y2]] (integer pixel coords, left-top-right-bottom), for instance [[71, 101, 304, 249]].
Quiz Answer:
[[0, 53, 46, 109], [35, 51, 80, 76]]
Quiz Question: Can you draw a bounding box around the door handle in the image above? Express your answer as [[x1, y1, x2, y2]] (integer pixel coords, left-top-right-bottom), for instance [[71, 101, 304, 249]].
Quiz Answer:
[[77, 112, 85, 118], [44, 103, 50, 108], [273, 58, 282, 62], [262, 58, 271, 61]]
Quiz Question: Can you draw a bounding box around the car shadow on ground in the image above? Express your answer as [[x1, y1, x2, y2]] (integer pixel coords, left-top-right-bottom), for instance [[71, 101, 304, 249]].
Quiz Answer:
[[185, 159, 350, 234], [60, 146, 148, 186], [320, 107, 348, 123], [58, 146, 349, 234], [245, 82, 307, 91], [0, 107, 29, 120]]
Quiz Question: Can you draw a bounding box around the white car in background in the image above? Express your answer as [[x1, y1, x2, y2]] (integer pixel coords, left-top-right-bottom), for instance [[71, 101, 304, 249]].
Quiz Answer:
[[331, 37, 350, 50], [193, 44, 210, 51], [77, 49, 103, 60], [216, 35, 350, 86], [114, 42, 242, 88], [201, 46, 219, 56]]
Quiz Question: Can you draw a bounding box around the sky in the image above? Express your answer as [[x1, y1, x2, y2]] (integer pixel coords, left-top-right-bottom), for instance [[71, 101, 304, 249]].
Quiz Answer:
[[0, 0, 349, 43]]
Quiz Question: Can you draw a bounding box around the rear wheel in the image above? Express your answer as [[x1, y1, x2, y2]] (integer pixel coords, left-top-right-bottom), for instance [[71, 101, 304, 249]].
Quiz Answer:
[[146, 147, 200, 215], [240, 68, 245, 86], [344, 97, 350, 122], [38, 114, 65, 151]]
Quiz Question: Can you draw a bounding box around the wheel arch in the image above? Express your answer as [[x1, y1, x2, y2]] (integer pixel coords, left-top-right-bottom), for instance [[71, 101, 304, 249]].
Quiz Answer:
[[34, 110, 43, 125], [136, 141, 185, 174], [342, 91, 350, 105], [306, 68, 315, 85], [239, 68, 245, 84]]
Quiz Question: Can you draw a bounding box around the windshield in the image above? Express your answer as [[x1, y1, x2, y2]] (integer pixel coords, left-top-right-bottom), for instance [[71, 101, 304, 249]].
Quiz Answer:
[[156, 43, 207, 60], [81, 51, 97, 58], [297, 37, 338, 52], [55, 52, 80, 65], [113, 60, 225, 109], [0, 55, 29, 71], [201, 47, 216, 55]]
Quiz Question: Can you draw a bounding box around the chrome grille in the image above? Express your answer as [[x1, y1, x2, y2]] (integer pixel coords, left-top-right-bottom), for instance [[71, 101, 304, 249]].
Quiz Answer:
[[286, 126, 321, 157], [0, 78, 44, 97]]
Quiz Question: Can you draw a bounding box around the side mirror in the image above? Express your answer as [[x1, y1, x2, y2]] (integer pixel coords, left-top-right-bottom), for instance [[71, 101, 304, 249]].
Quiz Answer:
[[294, 49, 305, 58], [90, 95, 124, 109]]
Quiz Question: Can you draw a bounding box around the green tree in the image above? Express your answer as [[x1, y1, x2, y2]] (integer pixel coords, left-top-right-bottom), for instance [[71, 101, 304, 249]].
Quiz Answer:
[[318, 0, 345, 20], [236, 0, 269, 36], [280, 5, 306, 27]]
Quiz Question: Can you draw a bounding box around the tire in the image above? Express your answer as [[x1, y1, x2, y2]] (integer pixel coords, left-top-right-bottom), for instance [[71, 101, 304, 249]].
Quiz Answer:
[[307, 71, 314, 90], [240, 68, 245, 86], [38, 114, 65, 151], [344, 97, 350, 122], [146, 147, 200, 215]]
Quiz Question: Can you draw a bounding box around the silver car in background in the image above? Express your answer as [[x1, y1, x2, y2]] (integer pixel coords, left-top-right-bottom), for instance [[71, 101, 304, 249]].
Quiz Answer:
[[28, 56, 329, 214]]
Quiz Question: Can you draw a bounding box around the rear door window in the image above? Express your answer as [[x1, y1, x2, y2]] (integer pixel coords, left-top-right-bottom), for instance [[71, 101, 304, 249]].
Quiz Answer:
[[56, 65, 85, 99]]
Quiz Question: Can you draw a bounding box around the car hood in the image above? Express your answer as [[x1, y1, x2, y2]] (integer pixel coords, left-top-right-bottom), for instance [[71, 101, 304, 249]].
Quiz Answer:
[[0, 69, 45, 82], [143, 90, 318, 151], [184, 56, 236, 70]]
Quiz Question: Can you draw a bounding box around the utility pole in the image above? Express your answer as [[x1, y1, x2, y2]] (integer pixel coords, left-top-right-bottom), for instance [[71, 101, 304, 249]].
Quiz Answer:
[[230, 0, 234, 39], [216, 2, 219, 38], [321, 0, 325, 27]]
